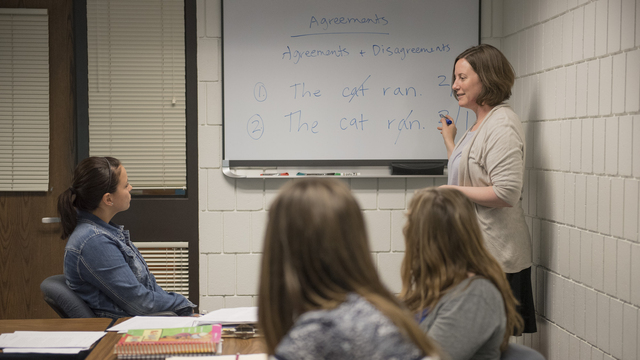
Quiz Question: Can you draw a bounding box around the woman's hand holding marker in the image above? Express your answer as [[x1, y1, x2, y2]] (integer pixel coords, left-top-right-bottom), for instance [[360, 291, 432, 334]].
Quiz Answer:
[[440, 113, 453, 125], [437, 114, 457, 159]]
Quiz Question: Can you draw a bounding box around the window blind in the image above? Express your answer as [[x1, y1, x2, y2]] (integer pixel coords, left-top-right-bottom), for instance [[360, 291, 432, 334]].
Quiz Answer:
[[87, 0, 186, 189], [0, 9, 50, 192], [134, 241, 189, 296]]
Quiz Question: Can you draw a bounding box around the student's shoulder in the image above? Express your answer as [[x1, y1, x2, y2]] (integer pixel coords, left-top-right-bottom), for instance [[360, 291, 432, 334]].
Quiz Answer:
[[67, 223, 117, 251], [458, 277, 504, 306], [430, 278, 505, 325], [276, 309, 341, 359], [292, 294, 389, 340], [295, 294, 368, 329]]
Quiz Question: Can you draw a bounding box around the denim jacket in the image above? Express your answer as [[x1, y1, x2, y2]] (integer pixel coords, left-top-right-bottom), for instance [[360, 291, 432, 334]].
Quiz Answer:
[[64, 210, 195, 319]]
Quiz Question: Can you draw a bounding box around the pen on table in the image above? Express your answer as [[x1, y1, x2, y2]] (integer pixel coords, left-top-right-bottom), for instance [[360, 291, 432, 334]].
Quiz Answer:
[[216, 339, 223, 355], [236, 353, 240, 360], [440, 114, 453, 125]]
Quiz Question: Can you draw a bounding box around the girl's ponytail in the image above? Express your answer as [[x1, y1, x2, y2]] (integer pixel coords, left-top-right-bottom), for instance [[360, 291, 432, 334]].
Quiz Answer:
[[57, 187, 77, 239]]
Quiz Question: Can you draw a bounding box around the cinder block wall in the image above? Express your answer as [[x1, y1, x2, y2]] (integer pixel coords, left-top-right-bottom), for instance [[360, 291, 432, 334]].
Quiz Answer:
[[491, 0, 639, 359], [196, 1, 640, 358]]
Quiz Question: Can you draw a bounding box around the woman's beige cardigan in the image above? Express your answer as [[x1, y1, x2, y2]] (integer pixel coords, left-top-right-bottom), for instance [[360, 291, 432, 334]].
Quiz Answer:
[[456, 104, 532, 273]]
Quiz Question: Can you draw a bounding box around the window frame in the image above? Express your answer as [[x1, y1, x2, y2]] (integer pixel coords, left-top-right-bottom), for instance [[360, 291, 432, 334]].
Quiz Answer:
[[73, 0, 199, 306]]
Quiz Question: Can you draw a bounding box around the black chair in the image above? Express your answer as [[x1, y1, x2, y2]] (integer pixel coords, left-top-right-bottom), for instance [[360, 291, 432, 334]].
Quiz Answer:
[[40, 274, 96, 318], [501, 343, 545, 360], [41, 274, 179, 318]]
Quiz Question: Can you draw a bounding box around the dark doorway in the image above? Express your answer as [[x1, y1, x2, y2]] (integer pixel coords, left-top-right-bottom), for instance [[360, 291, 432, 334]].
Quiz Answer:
[[0, 0, 76, 319]]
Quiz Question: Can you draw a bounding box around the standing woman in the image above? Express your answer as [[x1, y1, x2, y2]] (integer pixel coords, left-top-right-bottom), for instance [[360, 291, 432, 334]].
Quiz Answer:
[[58, 157, 195, 319], [258, 179, 437, 360], [437, 44, 535, 333]]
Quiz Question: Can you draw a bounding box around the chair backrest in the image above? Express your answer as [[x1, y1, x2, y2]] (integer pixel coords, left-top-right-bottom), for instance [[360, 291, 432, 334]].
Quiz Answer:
[[501, 343, 545, 360], [40, 274, 96, 318]]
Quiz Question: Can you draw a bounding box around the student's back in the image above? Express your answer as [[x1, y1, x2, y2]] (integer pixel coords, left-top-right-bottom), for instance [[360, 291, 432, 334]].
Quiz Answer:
[[401, 187, 523, 360], [276, 293, 423, 360], [419, 277, 505, 360]]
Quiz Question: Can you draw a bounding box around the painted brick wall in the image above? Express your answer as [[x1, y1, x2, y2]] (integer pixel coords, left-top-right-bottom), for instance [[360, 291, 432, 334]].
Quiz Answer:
[[492, 0, 640, 359], [196, 1, 640, 359]]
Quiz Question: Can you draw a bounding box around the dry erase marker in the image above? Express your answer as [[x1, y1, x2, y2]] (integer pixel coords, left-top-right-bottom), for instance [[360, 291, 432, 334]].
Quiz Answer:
[[440, 114, 453, 125], [297, 172, 335, 176], [260, 172, 289, 176], [296, 172, 361, 176]]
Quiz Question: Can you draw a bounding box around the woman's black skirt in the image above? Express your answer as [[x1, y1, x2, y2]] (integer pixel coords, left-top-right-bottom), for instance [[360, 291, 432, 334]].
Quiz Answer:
[[506, 267, 537, 333]]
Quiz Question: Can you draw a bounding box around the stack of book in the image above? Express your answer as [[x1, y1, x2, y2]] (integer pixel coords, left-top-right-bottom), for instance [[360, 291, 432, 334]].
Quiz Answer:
[[114, 324, 222, 360]]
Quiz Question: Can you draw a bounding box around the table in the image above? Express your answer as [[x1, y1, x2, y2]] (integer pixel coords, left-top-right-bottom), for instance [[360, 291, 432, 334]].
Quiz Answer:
[[219, 337, 267, 355], [86, 318, 267, 360]]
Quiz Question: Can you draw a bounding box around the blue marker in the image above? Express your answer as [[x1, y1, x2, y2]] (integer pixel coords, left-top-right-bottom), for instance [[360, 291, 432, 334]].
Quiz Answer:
[[440, 114, 453, 125]]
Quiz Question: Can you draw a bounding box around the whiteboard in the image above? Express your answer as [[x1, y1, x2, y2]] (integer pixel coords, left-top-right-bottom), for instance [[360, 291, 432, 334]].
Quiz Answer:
[[222, 0, 479, 163]]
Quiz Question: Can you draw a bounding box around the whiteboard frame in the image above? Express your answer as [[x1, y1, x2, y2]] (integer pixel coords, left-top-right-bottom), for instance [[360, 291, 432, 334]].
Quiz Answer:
[[222, 160, 448, 179]]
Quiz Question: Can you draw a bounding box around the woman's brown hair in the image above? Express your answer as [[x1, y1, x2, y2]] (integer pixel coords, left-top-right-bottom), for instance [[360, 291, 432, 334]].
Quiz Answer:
[[57, 156, 121, 239], [258, 178, 437, 357], [452, 43, 515, 107], [400, 187, 523, 351]]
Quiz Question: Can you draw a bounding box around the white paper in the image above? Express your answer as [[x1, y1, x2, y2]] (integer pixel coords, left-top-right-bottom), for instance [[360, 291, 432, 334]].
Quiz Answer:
[[3, 348, 88, 354], [106, 316, 198, 333], [0, 331, 106, 353], [196, 307, 258, 325]]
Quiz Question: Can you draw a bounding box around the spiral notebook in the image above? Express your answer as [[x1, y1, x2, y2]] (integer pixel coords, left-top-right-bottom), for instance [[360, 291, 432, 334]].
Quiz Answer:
[[114, 325, 222, 358]]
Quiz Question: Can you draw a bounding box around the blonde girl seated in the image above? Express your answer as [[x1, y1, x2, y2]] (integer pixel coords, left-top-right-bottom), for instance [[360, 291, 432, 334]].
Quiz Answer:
[[401, 187, 523, 360], [258, 179, 438, 360]]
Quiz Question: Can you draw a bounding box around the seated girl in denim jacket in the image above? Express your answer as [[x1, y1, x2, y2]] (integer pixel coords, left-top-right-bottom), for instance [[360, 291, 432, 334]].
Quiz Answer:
[[58, 156, 194, 319]]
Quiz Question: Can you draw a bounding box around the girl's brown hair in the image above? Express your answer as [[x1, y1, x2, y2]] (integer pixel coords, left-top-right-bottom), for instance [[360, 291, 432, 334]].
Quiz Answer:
[[400, 187, 523, 351], [258, 179, 437, 357], [453, 43, 515, 107], [57, 156, 121, 239]]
